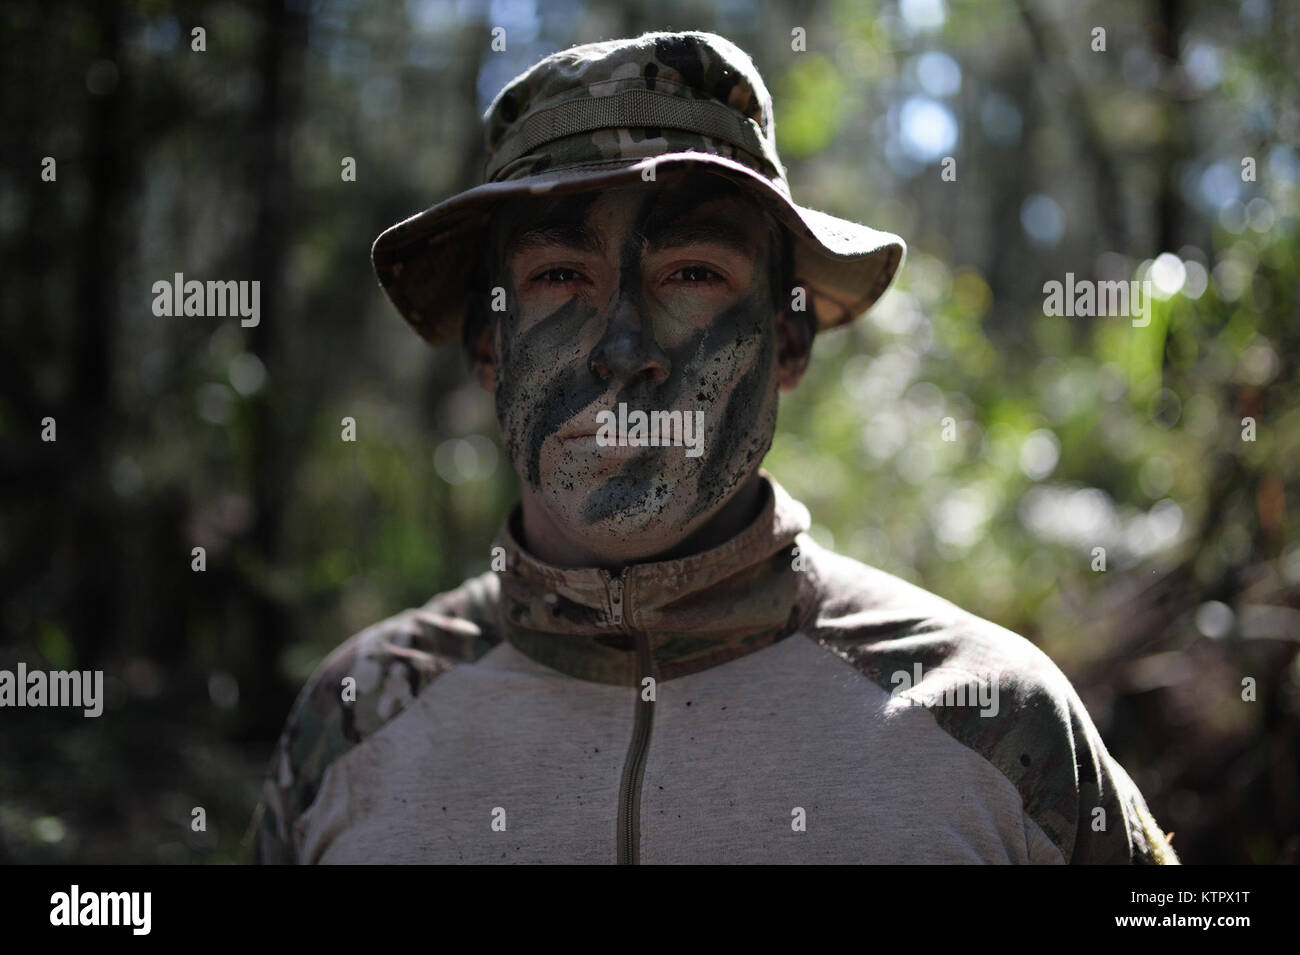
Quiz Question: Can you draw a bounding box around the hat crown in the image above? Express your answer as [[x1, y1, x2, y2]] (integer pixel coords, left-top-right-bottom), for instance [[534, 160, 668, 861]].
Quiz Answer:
[[482, 31, 786, 184]]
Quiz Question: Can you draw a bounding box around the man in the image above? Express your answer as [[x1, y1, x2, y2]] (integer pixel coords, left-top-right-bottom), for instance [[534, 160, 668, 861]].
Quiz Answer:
[[253, 31, 1178, 864]]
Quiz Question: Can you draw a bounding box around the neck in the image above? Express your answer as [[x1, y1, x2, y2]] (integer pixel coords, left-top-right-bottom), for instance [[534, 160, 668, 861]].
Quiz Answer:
[[518, 471, 766, 569]]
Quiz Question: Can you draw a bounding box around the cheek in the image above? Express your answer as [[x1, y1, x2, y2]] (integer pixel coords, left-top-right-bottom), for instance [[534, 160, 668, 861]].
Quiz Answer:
[[674, 286, 771, 411], [494, 295, 604, 487], [680, 296, 778, 519]]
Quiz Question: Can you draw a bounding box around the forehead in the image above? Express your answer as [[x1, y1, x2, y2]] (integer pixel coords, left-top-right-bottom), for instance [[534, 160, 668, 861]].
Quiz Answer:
[[491, 170, 769, 251]]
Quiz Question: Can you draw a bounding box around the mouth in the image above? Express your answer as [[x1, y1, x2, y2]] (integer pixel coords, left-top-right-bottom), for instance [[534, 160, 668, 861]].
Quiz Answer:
[[556, 427, 653, 460], [555, 412, 600, 442], [559, 431, 636, 445]]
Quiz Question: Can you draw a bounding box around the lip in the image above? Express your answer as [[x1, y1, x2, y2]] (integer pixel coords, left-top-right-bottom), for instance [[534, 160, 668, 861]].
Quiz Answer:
[[557, 431, 655, 458], [560, 432, 632, 445], [559, 430, 643, 443]]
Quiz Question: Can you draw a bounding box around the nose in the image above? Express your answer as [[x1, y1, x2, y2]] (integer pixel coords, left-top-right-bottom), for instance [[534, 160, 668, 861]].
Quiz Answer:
[[588, 294, 671, 386]]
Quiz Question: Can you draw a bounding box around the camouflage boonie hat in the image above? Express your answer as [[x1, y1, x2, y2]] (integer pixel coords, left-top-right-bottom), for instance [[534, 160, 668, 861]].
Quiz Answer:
[[372, 31, 906, 348]]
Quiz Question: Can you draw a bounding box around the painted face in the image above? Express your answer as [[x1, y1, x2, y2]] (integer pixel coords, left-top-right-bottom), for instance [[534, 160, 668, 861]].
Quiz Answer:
[[488, 169, 785, 562]]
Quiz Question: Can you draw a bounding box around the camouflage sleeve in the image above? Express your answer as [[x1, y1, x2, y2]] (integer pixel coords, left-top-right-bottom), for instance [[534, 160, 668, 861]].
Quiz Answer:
[[253, 624, 410, 865], [1057, 686, 1180, 864], [916, 633, 1180, 864], [941, 640, 1181, 865], [251, 575, 502, 864], [813, 614, 1179, 864]]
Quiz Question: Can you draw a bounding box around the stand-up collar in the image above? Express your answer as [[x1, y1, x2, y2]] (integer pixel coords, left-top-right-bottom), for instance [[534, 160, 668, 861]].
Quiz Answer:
[[492, 470, 813, 685]]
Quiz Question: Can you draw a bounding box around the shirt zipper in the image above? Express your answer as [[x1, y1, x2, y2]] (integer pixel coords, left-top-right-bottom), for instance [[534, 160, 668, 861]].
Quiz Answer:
[[608, 569, 654, 865]]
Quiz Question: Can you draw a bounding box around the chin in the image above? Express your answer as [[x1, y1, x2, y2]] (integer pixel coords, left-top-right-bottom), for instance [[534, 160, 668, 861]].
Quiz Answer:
[[542, 471, 707, 553]]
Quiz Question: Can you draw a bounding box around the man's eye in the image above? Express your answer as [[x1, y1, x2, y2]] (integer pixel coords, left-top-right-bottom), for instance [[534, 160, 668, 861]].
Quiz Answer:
[[668, 265, 724, 283], [535, 267, 583, 284]]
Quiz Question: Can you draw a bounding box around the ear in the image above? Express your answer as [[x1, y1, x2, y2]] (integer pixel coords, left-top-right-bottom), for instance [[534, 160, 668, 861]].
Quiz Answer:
[[467, 312, 497, 394], [775, 282, 815, 392]]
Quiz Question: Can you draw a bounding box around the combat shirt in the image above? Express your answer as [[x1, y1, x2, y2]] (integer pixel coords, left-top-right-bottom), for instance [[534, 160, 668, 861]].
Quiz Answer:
[[254, 471, 1179, 864]]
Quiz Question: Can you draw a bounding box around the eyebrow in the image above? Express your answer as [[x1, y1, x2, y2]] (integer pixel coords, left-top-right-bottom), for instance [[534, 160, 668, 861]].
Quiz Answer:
[[645, 218, 756, 256], [508, 223, 604, 255]]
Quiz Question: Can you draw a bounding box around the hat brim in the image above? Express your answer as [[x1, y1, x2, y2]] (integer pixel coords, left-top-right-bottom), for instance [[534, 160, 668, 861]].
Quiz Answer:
[[371, 152, 906, 348]]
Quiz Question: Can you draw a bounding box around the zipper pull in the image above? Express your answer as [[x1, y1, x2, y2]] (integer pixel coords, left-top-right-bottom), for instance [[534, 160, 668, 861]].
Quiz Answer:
[[608, 577, 624, 627]]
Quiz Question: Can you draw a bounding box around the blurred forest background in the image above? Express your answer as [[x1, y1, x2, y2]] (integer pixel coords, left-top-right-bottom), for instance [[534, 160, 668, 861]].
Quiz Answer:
[[1, 0, 1297, 864]]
